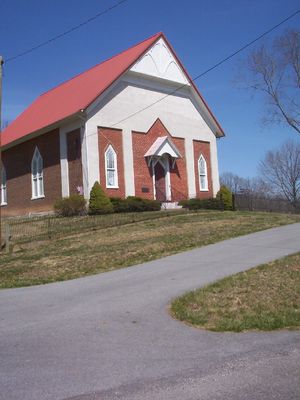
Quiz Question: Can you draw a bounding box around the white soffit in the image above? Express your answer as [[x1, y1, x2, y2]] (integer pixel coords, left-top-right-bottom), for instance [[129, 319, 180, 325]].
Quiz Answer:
[[130, 38, 190, 85]]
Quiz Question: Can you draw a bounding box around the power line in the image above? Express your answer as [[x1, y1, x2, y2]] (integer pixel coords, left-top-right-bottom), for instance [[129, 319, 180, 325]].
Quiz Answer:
[[2, 8, 299, 202], [6, 0, 129, 63], [4, 7, 300, 134], [81, 9, 300, 191], [110, 8, 300, 128]]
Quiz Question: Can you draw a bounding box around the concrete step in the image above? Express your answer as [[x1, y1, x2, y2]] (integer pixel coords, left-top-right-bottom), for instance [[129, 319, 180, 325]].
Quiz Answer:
[[161, 202, 182, 209]]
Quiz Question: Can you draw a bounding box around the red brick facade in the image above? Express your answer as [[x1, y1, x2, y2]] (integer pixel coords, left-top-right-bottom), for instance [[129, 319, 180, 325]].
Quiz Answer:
[[67, 129, 83, 195], [0, 120, 215, 217], [193, 140, 213, 199], [98, 127, 125, 198], [1, 129, 61, 216], [132, 119, 188, 201]]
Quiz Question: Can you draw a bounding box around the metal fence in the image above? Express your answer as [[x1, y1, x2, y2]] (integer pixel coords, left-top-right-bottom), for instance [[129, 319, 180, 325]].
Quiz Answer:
[[1, 209, 188, 248], [234, 194, 300, 214]]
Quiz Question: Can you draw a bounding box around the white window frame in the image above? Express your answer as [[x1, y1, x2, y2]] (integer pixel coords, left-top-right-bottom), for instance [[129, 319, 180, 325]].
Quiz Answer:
[[1, 165, 7, 206], [31, 147, 45, 200], [198, 154, 208, 191], [105, 145, 118, 189]]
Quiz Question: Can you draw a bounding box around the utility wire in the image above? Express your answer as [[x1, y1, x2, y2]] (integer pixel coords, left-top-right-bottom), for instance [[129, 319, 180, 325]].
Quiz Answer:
[[6, 0, 129, 63], [81, 9, 300, 189], [4, 7, 300, 132], [2, 8, 299, 198], [110, 8, 300, 127]]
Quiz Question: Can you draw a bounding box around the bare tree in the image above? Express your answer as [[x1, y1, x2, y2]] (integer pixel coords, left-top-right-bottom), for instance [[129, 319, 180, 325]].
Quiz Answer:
[[220, 172, 245, 193], [220, 172, 271, 196], [243, 29, 300, 134], [260, 140, 300, 207], [239, 177, 272, 198]]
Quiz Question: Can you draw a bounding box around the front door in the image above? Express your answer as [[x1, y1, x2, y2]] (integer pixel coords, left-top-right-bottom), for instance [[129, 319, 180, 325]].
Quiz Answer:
[[154, 161, 166, 201]]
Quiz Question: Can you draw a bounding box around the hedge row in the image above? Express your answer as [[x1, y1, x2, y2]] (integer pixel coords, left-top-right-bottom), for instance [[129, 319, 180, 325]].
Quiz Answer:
[[54, 195, 86, 217], [179, 187, 233, 211], [179, 198, 223, 210], [110, 196, 161, 213], [54, 182, 161, 216], [53, 183, 233, 216]]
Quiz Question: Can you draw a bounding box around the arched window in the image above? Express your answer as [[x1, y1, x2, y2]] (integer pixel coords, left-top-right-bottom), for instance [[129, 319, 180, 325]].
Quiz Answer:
[[198, 155, 208, 191], [105, 145, 118, 188], [1, 165, 7, 205], [31, 147, 44, 199]]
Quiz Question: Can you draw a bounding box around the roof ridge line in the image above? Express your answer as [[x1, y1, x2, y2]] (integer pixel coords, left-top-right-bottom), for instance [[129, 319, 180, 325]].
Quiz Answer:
[[39, 32, 162, 98]]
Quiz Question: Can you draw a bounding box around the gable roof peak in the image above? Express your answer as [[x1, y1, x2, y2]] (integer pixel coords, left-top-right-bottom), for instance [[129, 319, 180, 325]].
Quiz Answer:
[[1, 32, 163, 147], [40, 32, 163, 98], [2, 31, 224, 148]]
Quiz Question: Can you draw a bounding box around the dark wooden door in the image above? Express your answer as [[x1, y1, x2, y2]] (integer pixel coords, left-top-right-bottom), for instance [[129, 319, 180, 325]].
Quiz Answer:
[[154, 162, 166, 201]]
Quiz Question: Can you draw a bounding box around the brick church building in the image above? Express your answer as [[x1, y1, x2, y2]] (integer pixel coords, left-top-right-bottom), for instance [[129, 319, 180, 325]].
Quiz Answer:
[[1, 32, 224, 217]]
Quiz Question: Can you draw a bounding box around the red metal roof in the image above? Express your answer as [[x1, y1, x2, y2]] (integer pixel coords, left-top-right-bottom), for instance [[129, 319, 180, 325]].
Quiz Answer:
[[1, 33, 161, 147], [1, 32, 224, 147]]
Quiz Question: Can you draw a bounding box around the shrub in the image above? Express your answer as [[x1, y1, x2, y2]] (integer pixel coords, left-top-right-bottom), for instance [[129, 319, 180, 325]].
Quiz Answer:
[[216, 185, 233, 210], [54, 194, 86, 217], [126, 196, 161, 212], [144, 199, 161, 211], [110, 197, 130, 213], [178, 199, 189, 208], [179, 198, 222, 210], [88, 182, 113, 215], [202, 199, 223, 210]]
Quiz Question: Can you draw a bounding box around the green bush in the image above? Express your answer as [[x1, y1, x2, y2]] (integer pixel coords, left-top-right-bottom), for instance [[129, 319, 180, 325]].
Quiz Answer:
[[54, 195, 86, 217], [179, 198, 222, 210], [216, 185, 233, 210], [110, 196, 161, 213], [110, 197, 130, 213], [88, 182, 113, 215], [126, 196, 161, 212], [143, 199, 161, 212], [178, 199, 189, 208]]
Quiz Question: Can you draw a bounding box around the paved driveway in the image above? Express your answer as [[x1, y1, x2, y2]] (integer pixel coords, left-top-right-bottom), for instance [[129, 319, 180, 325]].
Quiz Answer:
[[1, 223, 300, 400]]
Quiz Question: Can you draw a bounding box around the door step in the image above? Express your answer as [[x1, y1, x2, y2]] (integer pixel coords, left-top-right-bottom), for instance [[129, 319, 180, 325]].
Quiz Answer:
[[161, 202, 182, 210]]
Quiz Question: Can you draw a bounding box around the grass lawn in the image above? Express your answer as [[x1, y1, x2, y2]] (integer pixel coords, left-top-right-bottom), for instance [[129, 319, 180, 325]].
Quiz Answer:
[[171, 252, 300, 332], [0, 210, 300, 289]]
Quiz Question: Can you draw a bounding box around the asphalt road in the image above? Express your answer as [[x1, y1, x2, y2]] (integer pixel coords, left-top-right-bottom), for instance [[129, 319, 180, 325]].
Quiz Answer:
[[1, 223, 300, 400]]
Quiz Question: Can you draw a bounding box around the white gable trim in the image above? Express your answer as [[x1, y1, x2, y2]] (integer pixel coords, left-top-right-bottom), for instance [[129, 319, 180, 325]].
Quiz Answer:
[[130, 38, 190, 86], [145, 136, 181, 159]]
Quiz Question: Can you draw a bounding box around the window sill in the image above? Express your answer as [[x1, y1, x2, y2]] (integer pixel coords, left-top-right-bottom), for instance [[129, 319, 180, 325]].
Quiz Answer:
[[106, 186, 119, 189], [31, 195, 45, 201], [200, 189, 209, 192]]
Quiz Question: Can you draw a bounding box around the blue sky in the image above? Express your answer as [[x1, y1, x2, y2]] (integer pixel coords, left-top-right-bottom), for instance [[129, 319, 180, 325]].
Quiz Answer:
[[1, 0, 299, 178]]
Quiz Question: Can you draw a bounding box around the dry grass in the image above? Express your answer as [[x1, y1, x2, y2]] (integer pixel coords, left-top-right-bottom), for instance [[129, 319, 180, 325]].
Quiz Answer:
[[0, 210, 300, 289], [171, 253, 300, 332]]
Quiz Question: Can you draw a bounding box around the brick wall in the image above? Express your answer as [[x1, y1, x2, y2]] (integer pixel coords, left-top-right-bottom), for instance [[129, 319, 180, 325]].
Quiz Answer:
[[67, 128, 83, 195], [193, 140, 213, 199], [98, 127, 125, 198], [1, 129, 61, 216], [132, 118, 188, 200]]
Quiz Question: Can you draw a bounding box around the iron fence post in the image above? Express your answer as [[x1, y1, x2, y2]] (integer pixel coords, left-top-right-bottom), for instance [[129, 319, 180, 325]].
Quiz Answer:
[[5, 222, 10, 254], [47, 218, 51, 239]]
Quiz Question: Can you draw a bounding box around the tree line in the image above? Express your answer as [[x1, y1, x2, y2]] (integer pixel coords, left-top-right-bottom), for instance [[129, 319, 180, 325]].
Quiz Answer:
[[221, 140, 300, 209], [222, 28, 300, 210]]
